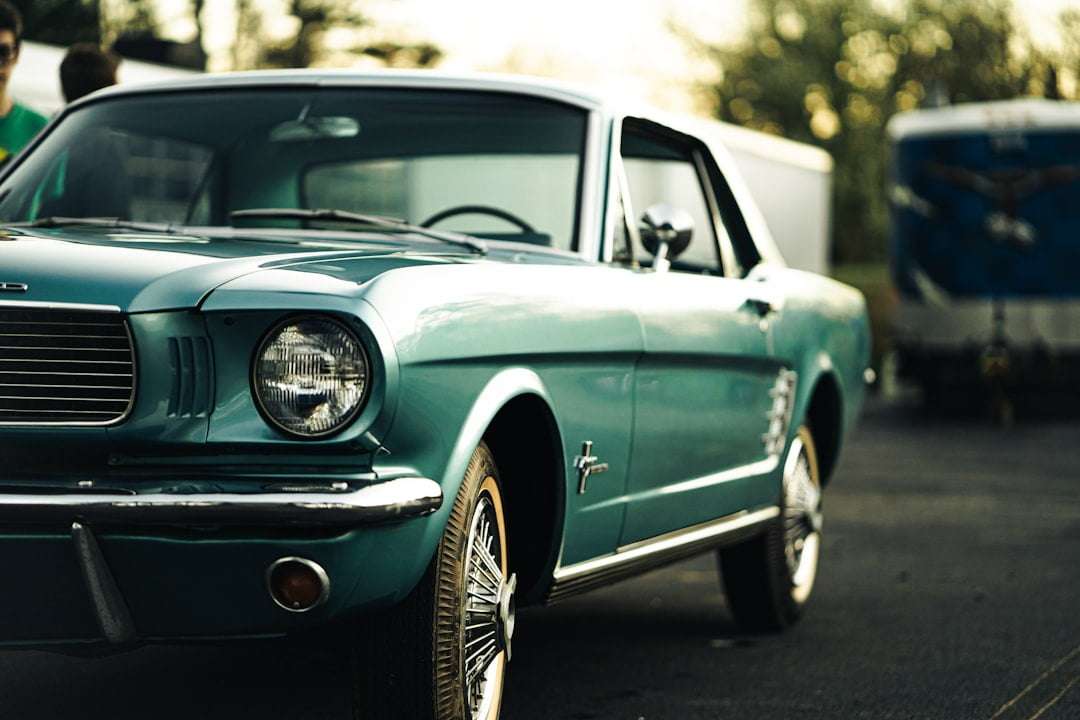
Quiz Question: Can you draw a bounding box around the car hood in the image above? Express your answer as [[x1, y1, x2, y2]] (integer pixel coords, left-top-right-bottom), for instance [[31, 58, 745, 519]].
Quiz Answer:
[[0, 227, 472, 312]]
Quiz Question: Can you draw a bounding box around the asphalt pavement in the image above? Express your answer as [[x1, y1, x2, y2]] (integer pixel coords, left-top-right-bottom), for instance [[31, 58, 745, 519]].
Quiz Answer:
[[0, 395, 1077, 719]]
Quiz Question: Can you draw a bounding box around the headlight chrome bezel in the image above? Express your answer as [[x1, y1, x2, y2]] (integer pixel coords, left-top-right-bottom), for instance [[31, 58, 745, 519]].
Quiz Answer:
[[251, 314, 371, 439]]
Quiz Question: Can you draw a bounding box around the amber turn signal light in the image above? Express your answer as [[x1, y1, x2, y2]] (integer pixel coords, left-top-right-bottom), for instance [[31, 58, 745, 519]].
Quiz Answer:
[[267, 557, 329, 612]]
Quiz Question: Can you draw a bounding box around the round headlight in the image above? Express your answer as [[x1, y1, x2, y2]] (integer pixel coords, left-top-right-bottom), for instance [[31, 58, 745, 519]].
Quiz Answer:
[[253, 316, 369, 438]]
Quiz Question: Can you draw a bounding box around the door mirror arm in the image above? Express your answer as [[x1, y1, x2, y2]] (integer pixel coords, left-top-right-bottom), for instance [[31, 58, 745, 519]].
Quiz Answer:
[[639, 203, 694, 273]]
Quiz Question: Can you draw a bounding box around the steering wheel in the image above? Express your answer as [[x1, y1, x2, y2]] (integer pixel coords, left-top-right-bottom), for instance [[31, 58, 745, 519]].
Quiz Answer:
[[418, 204, 535, 233]]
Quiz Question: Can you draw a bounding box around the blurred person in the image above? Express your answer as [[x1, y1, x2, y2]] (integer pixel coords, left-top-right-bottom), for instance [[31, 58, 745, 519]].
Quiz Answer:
[[60, 43, 119, 103], [0, 0, 45, 164], [31, 46, 125, 218], [32, 47, 122, 218]]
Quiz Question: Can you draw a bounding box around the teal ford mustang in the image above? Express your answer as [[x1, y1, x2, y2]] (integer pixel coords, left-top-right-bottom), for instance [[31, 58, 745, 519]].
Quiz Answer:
[[0, 72, 869, 719]]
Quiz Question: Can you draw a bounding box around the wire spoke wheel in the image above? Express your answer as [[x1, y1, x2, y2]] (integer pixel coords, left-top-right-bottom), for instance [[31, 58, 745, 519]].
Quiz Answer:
[[782, 431, 822, 604], [718, 424, 823, 631], [351, 444, 514, 720], [462, 482, 515, 720]]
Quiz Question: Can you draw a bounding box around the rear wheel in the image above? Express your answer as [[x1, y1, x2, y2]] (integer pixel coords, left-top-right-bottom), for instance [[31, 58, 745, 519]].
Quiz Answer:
[[718, 425, 822, 632], [352, 443, 515, 719]]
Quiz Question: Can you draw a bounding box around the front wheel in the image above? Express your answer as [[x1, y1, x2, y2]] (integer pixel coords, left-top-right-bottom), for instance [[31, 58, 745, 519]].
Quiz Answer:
[[352, 443, 515, 719], [718, 425, 822, 632]]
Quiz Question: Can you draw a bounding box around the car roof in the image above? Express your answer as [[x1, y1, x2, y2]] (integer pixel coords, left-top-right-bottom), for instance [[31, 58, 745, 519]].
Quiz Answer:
[[80, 69, 608, 112]]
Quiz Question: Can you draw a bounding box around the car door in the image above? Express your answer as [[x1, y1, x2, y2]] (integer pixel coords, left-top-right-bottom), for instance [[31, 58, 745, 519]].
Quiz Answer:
[[614, 120, 787, 545]]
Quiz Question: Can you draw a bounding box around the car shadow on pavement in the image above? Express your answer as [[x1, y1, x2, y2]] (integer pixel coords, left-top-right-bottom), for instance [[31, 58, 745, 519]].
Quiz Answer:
[[0, 562, 747, 720], [0, 638, 353, 719], [501, 560, 756, 720]]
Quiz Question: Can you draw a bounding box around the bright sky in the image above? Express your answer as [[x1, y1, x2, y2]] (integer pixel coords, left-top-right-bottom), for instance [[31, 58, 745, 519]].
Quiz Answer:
[[369, 0, 739, 112], [156, 0, 1079, 115]]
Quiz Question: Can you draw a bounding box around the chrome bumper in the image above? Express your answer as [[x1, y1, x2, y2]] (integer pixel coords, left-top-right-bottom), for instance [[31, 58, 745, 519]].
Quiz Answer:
[[0, 477, 442, 528]]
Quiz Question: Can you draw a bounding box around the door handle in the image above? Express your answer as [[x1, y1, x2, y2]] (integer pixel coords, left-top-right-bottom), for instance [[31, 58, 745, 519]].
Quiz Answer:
[[742, 297, 773, 316]]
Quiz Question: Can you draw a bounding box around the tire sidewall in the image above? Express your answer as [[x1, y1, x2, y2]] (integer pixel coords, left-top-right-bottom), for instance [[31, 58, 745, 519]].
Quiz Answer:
[[432, 443, 508, 720], [773, 424, 822, 621]]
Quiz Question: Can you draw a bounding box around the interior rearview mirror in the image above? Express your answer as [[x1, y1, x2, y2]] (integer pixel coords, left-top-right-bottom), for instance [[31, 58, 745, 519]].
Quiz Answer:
[[269, 116, 360, 142]]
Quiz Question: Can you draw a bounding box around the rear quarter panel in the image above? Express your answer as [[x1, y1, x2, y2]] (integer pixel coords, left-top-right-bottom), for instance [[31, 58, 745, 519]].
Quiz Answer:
[[759, 265, 870, 472]]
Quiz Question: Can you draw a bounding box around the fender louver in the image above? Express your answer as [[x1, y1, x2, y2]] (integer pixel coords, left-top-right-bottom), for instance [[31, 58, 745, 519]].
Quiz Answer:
[[166, 336, 213, 418]]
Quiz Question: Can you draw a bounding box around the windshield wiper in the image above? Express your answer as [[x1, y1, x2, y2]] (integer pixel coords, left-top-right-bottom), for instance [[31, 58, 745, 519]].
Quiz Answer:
[[229, 208, 487, 255], [5, 216, 180, 234]]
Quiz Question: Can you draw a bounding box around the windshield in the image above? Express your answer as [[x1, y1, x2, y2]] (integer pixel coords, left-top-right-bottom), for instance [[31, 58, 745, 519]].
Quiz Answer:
[[0, 88, 588, 251]]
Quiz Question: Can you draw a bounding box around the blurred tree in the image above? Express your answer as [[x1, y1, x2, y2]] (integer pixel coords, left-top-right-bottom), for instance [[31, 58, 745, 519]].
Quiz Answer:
[[232, 0, 264, 70], [258, 0, 364, 68], [11, 0, 100, 45], [1054, 9, 1080, 96], [245, 0, 442, 70], [360, 40, 443, 68], [699, 0, 1047, 264], [190, 0, 206, 59], [100, 0, 206, 70], [100, 0, 159, 44]]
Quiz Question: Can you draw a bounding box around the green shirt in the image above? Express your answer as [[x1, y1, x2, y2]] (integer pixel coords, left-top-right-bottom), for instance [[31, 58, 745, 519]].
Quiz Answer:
[[0, 102, 47, 165]]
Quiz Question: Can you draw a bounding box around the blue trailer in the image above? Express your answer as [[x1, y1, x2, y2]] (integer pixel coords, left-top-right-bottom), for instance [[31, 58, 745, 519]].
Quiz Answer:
[[887, 99, 1080, 411]]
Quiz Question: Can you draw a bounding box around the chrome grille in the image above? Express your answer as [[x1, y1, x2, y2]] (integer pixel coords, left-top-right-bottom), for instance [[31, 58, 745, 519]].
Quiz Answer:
[[0, 307, 135, 425]]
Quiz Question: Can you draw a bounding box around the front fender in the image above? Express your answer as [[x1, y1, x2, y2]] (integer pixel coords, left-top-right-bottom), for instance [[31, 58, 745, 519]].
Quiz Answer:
[[791, 351, 838, 435], [371, 366, 562, 597], [437, 367, 558, 498], [787, 338, 868, 487]]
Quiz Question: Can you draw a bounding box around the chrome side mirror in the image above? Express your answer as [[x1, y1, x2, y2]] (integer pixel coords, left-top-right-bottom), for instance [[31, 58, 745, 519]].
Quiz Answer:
[[639, 203, 693, 273]]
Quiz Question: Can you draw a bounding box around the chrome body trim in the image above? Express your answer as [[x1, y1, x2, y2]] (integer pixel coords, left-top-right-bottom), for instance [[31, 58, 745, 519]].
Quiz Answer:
[[0, 300, 121, 313], [82, 70, 607, 113], [648, 456, 778, 499], [266, 557, 330, 613], [71, 521, 137, 645], [577, 107, 604, 261], [546, 505, 780, 603], [599, 119, 623, 265], [0, 476, 442, 527], [763, 369, 797, 458], [573, 440, 609, 495]]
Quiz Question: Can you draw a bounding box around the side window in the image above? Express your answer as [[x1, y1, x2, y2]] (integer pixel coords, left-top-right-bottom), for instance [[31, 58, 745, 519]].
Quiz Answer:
[[621, 126, 721, 274]]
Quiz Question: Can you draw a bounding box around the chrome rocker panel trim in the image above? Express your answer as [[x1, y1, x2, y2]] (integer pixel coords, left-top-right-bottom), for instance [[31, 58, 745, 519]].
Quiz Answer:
[[545, 505, 780, 603], [0, 476, 442, 528]]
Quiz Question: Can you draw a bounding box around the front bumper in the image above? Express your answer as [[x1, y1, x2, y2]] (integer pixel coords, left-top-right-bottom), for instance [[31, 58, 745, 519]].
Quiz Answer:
[[0, 477, 444, 651], [0, 477, 442, 528]]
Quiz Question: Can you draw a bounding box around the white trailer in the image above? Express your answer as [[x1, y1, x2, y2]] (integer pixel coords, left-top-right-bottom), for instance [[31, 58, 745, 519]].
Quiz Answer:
[[710, 122, 833, 275], [11, 41, 196, 116]]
